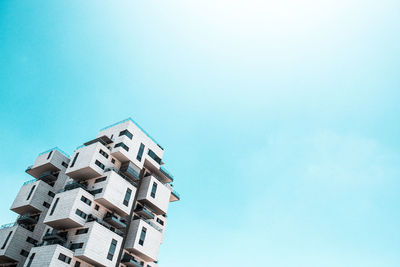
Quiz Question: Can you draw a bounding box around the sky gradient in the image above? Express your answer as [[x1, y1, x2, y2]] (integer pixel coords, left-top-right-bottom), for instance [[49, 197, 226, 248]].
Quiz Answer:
[[1, 1, 400, 266]]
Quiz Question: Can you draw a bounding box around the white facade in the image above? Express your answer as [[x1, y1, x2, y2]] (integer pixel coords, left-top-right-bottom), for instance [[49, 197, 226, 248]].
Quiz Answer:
[[0, 118, 179, 267]]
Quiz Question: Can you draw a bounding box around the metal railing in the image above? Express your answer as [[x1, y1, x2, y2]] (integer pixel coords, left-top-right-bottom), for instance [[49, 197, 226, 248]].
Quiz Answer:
[[38, 147, 70, 158]]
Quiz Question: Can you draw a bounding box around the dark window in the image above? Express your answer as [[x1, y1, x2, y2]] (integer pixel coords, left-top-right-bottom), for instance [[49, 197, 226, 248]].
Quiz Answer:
[[95, 160, 105, 170], [80, 196, 92, 206], [156, 218, 164, 226], [70, 243, 83, 250], [95, 177, 107, 183], [123, 188, 132, 206], [49, 198, 59, 215], [61, 161, 69, 168], [58, 253, 71, 264], [99, 149, 109, 159], [47, 150, 53, 160], [139, 227, 147, 246], [111, 158, 115, 164], [74, 261, 81, 267], [1, 231, 12, 249], [115, 142, 129, 152], [106, 239, 118, 260], [90, 188, 103, 195], [95, 204, 99, 211], [148, 149, 162, 164], [48, 191, 55, 198], [20, 249, 29, 257], [75, 209, 87, 219], [70, 152, 79, 168], [151, 182, 157, 198], [26, 237, 38, 245], [76, 228, 89, 235], [43, 201, 51, 208], [27, 185, 36, 200], [26, 253, 35, 267], [136, 143, 145, 161], [119, 129, 133, 139]]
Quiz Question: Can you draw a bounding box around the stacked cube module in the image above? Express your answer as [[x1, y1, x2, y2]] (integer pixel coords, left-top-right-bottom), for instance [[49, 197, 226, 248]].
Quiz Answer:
[[0, 118, 180, 267]]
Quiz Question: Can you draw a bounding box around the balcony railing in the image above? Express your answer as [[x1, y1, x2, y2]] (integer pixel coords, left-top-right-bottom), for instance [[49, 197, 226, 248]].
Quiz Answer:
[[42, 230, 68, 245], [23, 178, 37, 186], [135, 206, 155, 220], [121, 254, 144, 267], [104, 167, 137, 187], [165, 183, 180, 200], [87, 215, 124, 237], [17, 214, 39, 225], [160, 167, 174, 182], [38, 147, 70, 158], [38, 171, 58, 183], [0, 222, 16, 230], [104, 213, 127, 229]]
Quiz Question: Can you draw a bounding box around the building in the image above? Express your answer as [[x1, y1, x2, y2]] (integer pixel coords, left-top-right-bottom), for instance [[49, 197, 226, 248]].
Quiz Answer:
[[0, 118, 180, 267]]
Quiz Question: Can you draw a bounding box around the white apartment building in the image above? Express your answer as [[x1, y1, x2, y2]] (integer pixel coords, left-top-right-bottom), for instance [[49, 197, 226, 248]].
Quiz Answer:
[[0, 118, 180, 267]]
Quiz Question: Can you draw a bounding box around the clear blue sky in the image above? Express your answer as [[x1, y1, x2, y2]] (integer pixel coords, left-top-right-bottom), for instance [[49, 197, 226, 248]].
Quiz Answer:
[[1, 1, 400, 266]]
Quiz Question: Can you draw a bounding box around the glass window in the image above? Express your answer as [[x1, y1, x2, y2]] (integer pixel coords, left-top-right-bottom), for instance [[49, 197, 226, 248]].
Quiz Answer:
[[136, 143, 145, 161], [119, 129, 133, 139], [107, 239, 118, 260]]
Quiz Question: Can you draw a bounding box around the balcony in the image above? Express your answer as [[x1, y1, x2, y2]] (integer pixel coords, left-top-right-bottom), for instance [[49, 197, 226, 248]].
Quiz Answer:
[[120, 161, 140, 182], [165, 183, 180, 202], [137, 175, 171, 215], [135, 205, 155, 220], [62, 181, 89, 192], [10, 180, 54, 215], [27, 244, 74, 267], [17, 214, 39, 225], [42, 230, 68, 245], [26, 148, 69, 179], [103, 213, 127, 229], [125, 218, 163, 262], [92, 170, 137, 217], [43, 188, 93, 229], [66, 142, 108, 180], [0, 223, 34, 264], [38, 170, 58, 183], [74, 221, 123, 267], [121, 254, 144, 267]]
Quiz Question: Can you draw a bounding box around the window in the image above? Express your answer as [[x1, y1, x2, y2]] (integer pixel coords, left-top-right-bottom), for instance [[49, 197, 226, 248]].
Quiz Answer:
[[49, 198, 59, 215], [148, 149, 162, 164], [151, 182, 157, 198], [70, 152, 79, 168], [136, 143, 145, 162], [90, 188, 103, 195], [115, 142, 129, 152], [95, 177, 107, 183], [70, 243, 83, 251], [61, 161, 69, 168], [76, 228, 89, 235], [123, 188, 132, 206], [27, 185, 36, 200], [47, 150, 53, 160], [95, 204, 99, 211], [58, 253, 72, 264], [119, 129, 133, 139], [156, 218, 164, 226], [139, 227, 147, 246], [74, 261, 81, 267], [75, 209, 87, 219], [26, 253, 35, 267], [43, 201, 51, 208], [1, 231, 12, 249], [99, 149, 109, 159], [48, 191, 55, 197], [111, 158, 115, 164], [26, 237, 38, 245], [80, 196, 92, 206], [107, 239, 118, 260], [95, 160, 105, 170], [20, 249, 29, 257]]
